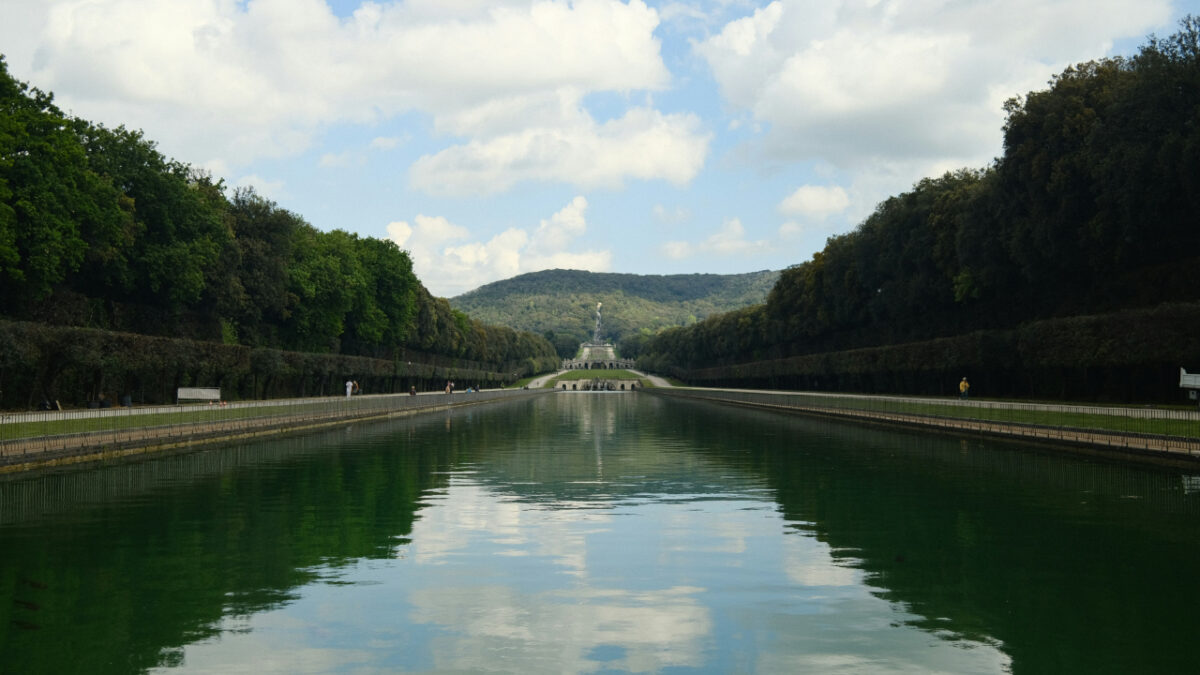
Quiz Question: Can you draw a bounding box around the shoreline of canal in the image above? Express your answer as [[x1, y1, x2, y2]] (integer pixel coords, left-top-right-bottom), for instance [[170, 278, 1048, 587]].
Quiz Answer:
[[1, 388, 554, 476], [9, 383, 1200, 475], [644, 387, 1200, 468]]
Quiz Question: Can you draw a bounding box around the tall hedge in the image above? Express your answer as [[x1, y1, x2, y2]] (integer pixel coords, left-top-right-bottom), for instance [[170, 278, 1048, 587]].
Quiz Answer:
[[0, 320, 557, 408], [665, 304, 1200, 403]]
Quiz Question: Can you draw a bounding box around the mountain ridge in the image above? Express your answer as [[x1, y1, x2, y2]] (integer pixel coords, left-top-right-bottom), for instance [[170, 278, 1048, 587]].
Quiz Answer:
[[451, 268, 780, 358]]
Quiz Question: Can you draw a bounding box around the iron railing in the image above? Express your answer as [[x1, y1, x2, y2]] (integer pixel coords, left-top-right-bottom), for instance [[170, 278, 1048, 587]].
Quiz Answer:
[[0, 388, 552, 468], [646, 387, 1200, 459]]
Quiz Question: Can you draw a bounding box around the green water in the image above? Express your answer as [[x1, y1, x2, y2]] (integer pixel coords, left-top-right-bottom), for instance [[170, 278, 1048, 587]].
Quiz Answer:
[[2, 393, 1199, 673]]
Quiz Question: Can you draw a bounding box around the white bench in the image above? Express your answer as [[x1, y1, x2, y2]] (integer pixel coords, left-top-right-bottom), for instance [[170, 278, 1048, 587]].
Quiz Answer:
[[177, 387, 221, 403], [1181, 368, 1200, 404]]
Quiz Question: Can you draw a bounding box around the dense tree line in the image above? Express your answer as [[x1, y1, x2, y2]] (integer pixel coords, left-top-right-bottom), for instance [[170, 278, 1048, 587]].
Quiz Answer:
[[0, 54, 555, 407], [451, 268, 779, 359], [457, 268, 779, 304], [641, 20, 1200, 402]]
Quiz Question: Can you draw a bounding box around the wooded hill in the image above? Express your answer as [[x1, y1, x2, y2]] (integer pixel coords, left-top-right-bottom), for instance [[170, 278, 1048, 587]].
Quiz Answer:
[[450, 268, 779, 359], [640, 18, 1200, 404], [0, 56, 557, 408]]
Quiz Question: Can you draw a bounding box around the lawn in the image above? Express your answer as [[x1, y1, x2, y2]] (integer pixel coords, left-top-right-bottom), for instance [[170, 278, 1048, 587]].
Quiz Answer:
[[552, 369, 641, 381], [0, 401, 334, 442]]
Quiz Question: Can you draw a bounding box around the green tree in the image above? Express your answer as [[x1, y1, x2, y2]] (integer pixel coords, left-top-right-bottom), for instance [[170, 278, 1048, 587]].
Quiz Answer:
[[74, 122, 233, 312], [284, 227, 360, 352], [0, 57, 131, 307], [228, 188, 301, 346], [344, 236, 418, 352]]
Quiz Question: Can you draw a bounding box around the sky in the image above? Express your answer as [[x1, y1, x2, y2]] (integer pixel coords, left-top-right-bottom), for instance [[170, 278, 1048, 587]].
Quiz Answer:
[[2, 0, 1197, 298]]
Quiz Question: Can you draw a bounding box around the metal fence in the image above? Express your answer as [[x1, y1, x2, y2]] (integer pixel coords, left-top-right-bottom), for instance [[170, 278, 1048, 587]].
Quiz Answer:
[[1, 388, 553, 469], [646, 387, 1200, 460]]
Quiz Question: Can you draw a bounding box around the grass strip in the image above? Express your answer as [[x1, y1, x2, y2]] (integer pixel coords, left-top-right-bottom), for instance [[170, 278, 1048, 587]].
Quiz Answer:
[[6, 391, 1198, 443], [776, 396, 1200, 438], [0, 401, 375, 442], [552, 369, 642, 381]]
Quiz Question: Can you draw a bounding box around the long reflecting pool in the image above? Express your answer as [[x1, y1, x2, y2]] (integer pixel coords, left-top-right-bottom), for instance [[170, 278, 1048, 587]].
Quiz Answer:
[[3, 393, 1200, 673]]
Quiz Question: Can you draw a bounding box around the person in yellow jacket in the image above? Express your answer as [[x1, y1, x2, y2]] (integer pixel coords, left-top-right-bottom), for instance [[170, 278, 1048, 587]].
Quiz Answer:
[[959, 377, 970, 399]]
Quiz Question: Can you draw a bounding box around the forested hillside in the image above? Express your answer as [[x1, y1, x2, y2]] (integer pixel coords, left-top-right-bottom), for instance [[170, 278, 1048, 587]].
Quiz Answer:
[[451, 268, 779, 358], [640, 19, 1200, 403], [0, 56, 555, 407]]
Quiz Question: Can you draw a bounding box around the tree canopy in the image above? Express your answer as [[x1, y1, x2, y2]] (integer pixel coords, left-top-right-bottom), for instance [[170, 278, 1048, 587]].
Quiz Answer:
[[640, 18, 1200, 386], [451, 268, 779, 359], [0, 55, 554, 369]]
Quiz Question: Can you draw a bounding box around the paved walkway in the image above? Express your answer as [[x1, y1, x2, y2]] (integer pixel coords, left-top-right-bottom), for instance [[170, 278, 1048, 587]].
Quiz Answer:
[[527, 370, 566, 388], [646, 387, 1200, 467], [630, 370, 672, 387], [1, 388, 554, 473]]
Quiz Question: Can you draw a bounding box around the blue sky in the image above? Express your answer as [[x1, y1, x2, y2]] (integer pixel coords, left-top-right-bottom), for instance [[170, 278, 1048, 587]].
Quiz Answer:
[[2, 0, 1197, 297]]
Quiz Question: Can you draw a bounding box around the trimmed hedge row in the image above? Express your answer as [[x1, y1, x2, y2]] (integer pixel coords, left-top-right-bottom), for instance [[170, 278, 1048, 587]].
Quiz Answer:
[[667, 303, 1200, 404], [0, 320, 558, 410]]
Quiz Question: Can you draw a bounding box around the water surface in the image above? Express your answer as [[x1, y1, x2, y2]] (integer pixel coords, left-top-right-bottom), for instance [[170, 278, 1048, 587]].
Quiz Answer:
[[2, 393, 1199, 673]]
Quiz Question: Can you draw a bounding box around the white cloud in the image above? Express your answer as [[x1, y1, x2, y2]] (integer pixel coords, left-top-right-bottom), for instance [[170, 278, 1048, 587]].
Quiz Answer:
[[653, 204, 692, 225], [706, 218, 770, 255], [657, 2, 710, 26], [661, 240, 694, 260], [528, 195, 587, 256], [11, 0, 688, 192], [387, 197, 610, 297], [411, 106, 710, 195], [698, 0, 1173, 171], [387, 214, 470, 249], [661, 217, 770, 260], [409, 583, 712, 672], [782, 536, 859, 588], [369, 135, 406, 150], [777, 221, 804, 240], [655, 0, 763, 35], [317, 151, 363, 168], [233, 173, 288, 202], [778, 184, 849, 218], [6, 0, 1186, 285], [400, 478, 712, 672]]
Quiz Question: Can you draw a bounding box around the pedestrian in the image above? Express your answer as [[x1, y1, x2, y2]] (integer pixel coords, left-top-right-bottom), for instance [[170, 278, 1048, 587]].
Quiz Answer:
[[346, 378, 354, 398], [959, 377, 970, 399], [410, 386, 417, 396]]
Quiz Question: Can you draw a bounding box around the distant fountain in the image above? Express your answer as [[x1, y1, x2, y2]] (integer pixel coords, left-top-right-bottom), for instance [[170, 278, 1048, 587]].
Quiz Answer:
[[562, 301, 634, 371], [592, 302, 603, 344]]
